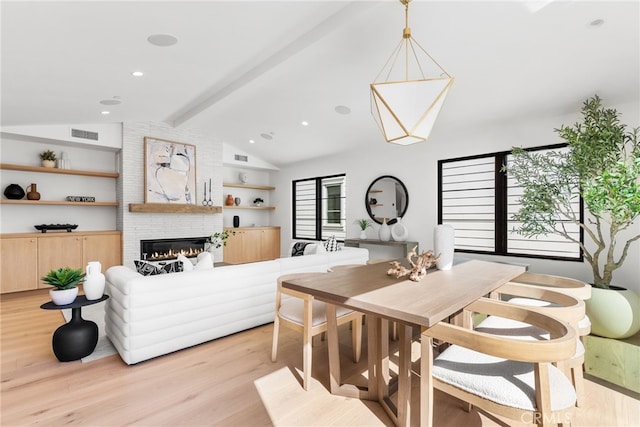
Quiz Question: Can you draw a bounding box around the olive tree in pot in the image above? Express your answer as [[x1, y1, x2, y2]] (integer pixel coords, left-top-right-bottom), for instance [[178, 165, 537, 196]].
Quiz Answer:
[[506, 95, 640, 338]]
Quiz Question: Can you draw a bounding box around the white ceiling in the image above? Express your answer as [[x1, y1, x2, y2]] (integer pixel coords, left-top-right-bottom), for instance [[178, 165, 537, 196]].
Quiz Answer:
[[2, 1, 638, 167]]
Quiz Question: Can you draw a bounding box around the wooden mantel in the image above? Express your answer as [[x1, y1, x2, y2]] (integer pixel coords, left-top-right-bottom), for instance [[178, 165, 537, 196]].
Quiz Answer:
[[129, 203, 222, 214]]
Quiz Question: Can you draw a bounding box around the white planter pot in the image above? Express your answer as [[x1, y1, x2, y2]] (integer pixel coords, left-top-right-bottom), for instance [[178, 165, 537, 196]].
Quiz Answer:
[[359, 230, 367, 240], [50, 287, 78, 305], [42, 159, 55, 168], [586, 286, 640, 339]]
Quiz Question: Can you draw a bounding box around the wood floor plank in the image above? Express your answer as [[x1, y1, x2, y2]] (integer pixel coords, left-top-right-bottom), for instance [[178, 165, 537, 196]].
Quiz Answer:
[[2, 289, 638, 426]]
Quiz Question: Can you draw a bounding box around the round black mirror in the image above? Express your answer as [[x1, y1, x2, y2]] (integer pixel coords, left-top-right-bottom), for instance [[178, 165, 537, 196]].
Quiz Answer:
[[365, 175, 409, 225]]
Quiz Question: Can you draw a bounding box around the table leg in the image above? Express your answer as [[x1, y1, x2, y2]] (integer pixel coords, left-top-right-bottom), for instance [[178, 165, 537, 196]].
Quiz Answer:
[[397, 324, 412, 427], [325, 303, 373, 399], [420, 330, 434, 427], [52, 307, 98, 362]]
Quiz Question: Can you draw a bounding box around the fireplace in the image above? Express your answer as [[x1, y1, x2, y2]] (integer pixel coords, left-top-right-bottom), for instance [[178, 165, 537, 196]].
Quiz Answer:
[[140, 237, 208, 261]]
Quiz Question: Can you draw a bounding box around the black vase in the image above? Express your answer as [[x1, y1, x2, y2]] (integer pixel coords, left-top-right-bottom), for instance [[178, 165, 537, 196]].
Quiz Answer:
[[3, 184, 25, 200], [233, 215, 240, 228], [52, 309, 98, 362]]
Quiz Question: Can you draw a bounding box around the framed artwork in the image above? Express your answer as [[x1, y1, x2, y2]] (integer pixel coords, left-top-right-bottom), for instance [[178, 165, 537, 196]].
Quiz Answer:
[[144, 137, 197, 204]]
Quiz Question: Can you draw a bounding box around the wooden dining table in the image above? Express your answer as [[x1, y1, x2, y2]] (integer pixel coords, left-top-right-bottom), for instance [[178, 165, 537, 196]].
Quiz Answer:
[[281, 258, 526, 427]]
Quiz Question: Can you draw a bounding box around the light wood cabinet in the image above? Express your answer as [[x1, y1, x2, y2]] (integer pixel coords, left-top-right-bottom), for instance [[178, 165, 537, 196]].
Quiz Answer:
[[0, 231, 122, 293], [1, 237, 38, 293], [223, 227, 280, 264]]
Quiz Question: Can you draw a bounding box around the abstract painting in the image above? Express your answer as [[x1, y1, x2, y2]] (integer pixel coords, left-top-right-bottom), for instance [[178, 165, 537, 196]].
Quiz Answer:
[[144, 137, 196, 204]]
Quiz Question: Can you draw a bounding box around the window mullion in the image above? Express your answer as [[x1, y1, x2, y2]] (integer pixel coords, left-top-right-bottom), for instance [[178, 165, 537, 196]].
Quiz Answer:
[[495, 154, 507, 254]]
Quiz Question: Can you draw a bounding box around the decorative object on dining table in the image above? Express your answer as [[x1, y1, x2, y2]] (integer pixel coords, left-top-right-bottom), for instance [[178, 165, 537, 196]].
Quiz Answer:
[[354, 218, 372, 239], [26, 183, 41, 200], [253, 197, 264, 207], [239, 172, 248, 184], [39, 149, 57, 168], [390, 217, 409, 241], [3, 183, 25, 200], [234, 197, 241, 206], [202, 178, 213, 206], [225, 194, 234, 206], [378, 217, 391, 241], [66, 196, 96, 202], [83, 261, 106, 300], [42, 266, 86, 305], [207, 229, 236, 249], [387, 246, 440, 282], [34, 224, 78, 233], [434, 224, 455, 270]]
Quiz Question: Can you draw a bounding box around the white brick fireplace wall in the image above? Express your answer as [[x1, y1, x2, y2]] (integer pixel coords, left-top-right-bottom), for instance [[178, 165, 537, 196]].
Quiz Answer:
[[119, 122, 223, 267]]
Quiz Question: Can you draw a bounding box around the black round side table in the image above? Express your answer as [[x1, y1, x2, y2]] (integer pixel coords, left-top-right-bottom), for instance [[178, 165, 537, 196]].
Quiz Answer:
[[40, 294, 109, 362]]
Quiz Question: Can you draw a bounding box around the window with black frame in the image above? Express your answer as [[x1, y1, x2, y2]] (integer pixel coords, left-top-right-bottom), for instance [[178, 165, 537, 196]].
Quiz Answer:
[[293, 174, 346, 241], [438, 144, 582, 261]]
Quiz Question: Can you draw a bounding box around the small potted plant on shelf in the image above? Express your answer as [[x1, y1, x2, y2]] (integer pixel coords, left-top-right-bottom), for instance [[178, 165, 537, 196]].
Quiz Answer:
[[207, 230, 236, 249], [39, 150, 57, 168], [253, 197, 264, 207], [42, 267, 86, 305], [354, 218, 372, 239]]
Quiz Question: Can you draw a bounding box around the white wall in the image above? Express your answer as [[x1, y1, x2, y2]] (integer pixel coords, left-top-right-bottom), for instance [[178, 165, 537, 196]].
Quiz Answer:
[[270, 100, 640, 292], [119, 122, 223, 267]]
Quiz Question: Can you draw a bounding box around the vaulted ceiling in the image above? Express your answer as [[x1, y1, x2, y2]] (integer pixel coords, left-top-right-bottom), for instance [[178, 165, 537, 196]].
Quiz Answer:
[[2, 1, 638, 167]]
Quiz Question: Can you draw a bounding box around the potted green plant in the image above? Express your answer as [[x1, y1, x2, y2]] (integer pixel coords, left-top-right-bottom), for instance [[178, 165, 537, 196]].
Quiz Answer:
[[506, 95, 640, 338], [39, 150, 57, 168], [207, 230, 236, 249], [355, 218, 372, 239], [42, 267, 86, 305]]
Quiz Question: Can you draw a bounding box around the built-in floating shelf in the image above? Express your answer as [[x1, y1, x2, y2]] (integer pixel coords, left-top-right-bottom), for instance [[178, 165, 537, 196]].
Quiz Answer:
[[1, 200, 118, 207], [0, 163, 119, 178], [129, 203, 222, 214], [223, 205, 275, 210], [222, 183, 275, 191]]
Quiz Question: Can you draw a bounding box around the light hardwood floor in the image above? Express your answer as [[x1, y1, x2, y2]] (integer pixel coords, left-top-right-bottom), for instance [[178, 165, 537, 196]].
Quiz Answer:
[[1, 289, 639, 426]]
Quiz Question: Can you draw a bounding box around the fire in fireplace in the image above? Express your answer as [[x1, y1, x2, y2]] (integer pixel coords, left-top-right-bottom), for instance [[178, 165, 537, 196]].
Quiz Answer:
[[140, 237, 208, 261]]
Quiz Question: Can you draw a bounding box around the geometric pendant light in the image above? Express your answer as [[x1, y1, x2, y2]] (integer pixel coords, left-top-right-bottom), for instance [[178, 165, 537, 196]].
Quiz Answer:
[[371, 0, 454, 145]]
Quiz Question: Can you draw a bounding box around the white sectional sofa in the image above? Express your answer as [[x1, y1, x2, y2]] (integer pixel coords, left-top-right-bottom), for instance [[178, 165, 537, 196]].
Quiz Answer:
[[104, 247, 369, 364]]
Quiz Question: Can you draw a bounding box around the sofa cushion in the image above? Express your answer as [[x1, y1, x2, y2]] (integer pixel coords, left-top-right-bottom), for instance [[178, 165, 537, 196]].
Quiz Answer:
[[177, 254, 193, 272], [194, 252, 214, 270], [324, 235, 338, 252], [134, 260, 183, 276]]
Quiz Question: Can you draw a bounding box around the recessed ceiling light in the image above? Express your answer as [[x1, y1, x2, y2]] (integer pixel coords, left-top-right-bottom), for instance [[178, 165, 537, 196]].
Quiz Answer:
[[101, 111, 110, 115], [589, 19, 604, 28], [147, 34, 178, 47], [334, 105, 351, 115], [249, 139, 255, 144], [301, 121, 309, 126], [100, 99, 121, 105], [132, 71, 144, 77]]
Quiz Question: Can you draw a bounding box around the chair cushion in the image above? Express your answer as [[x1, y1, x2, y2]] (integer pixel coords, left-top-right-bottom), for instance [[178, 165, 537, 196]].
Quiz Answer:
[[279, 298, 354, 327], [476, 315, 584, 358], [433, 344, 577, 411], [508, 296, 590, 336]]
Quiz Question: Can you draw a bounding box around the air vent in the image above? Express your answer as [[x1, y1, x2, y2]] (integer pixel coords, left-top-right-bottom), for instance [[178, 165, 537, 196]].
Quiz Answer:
[[71, 128, 99, 141], [234, 154, 248, 162]]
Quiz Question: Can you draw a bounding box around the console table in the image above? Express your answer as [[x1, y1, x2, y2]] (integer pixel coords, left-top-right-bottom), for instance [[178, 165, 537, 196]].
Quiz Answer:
[[40, 295, 109, 362], [343, 239, 419, 257]]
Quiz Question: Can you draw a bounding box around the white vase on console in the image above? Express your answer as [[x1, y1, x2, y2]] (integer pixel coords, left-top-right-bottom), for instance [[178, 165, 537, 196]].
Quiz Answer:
[[83, 261, 105, 300], [391, 217, 409, 241], [379, 218, 391, 242]]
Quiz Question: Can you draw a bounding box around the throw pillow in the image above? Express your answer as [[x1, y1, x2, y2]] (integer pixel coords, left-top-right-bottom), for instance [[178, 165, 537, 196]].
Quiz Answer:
[[134, 260, 184, 276], [177, 254, 194, 272], [291, 242, 312, 257], [194, 252, 214, 270], [324, 235, 338, 252]]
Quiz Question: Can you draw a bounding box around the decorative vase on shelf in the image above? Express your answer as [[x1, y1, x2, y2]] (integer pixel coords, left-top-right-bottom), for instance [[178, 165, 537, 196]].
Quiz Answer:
[[225, 194, 234, 206], [3, 184, 25, 200], [233, 215, 240, 228], [234, 197, 241, 206], [83, 261, 105, 300], [379, 218, 391, 242], [50, 287, 78, 306], [26, 183, 41, 200], [239, 172, 248, 184], [434, 224, 455, 270], [391, 217, 409, 241]]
